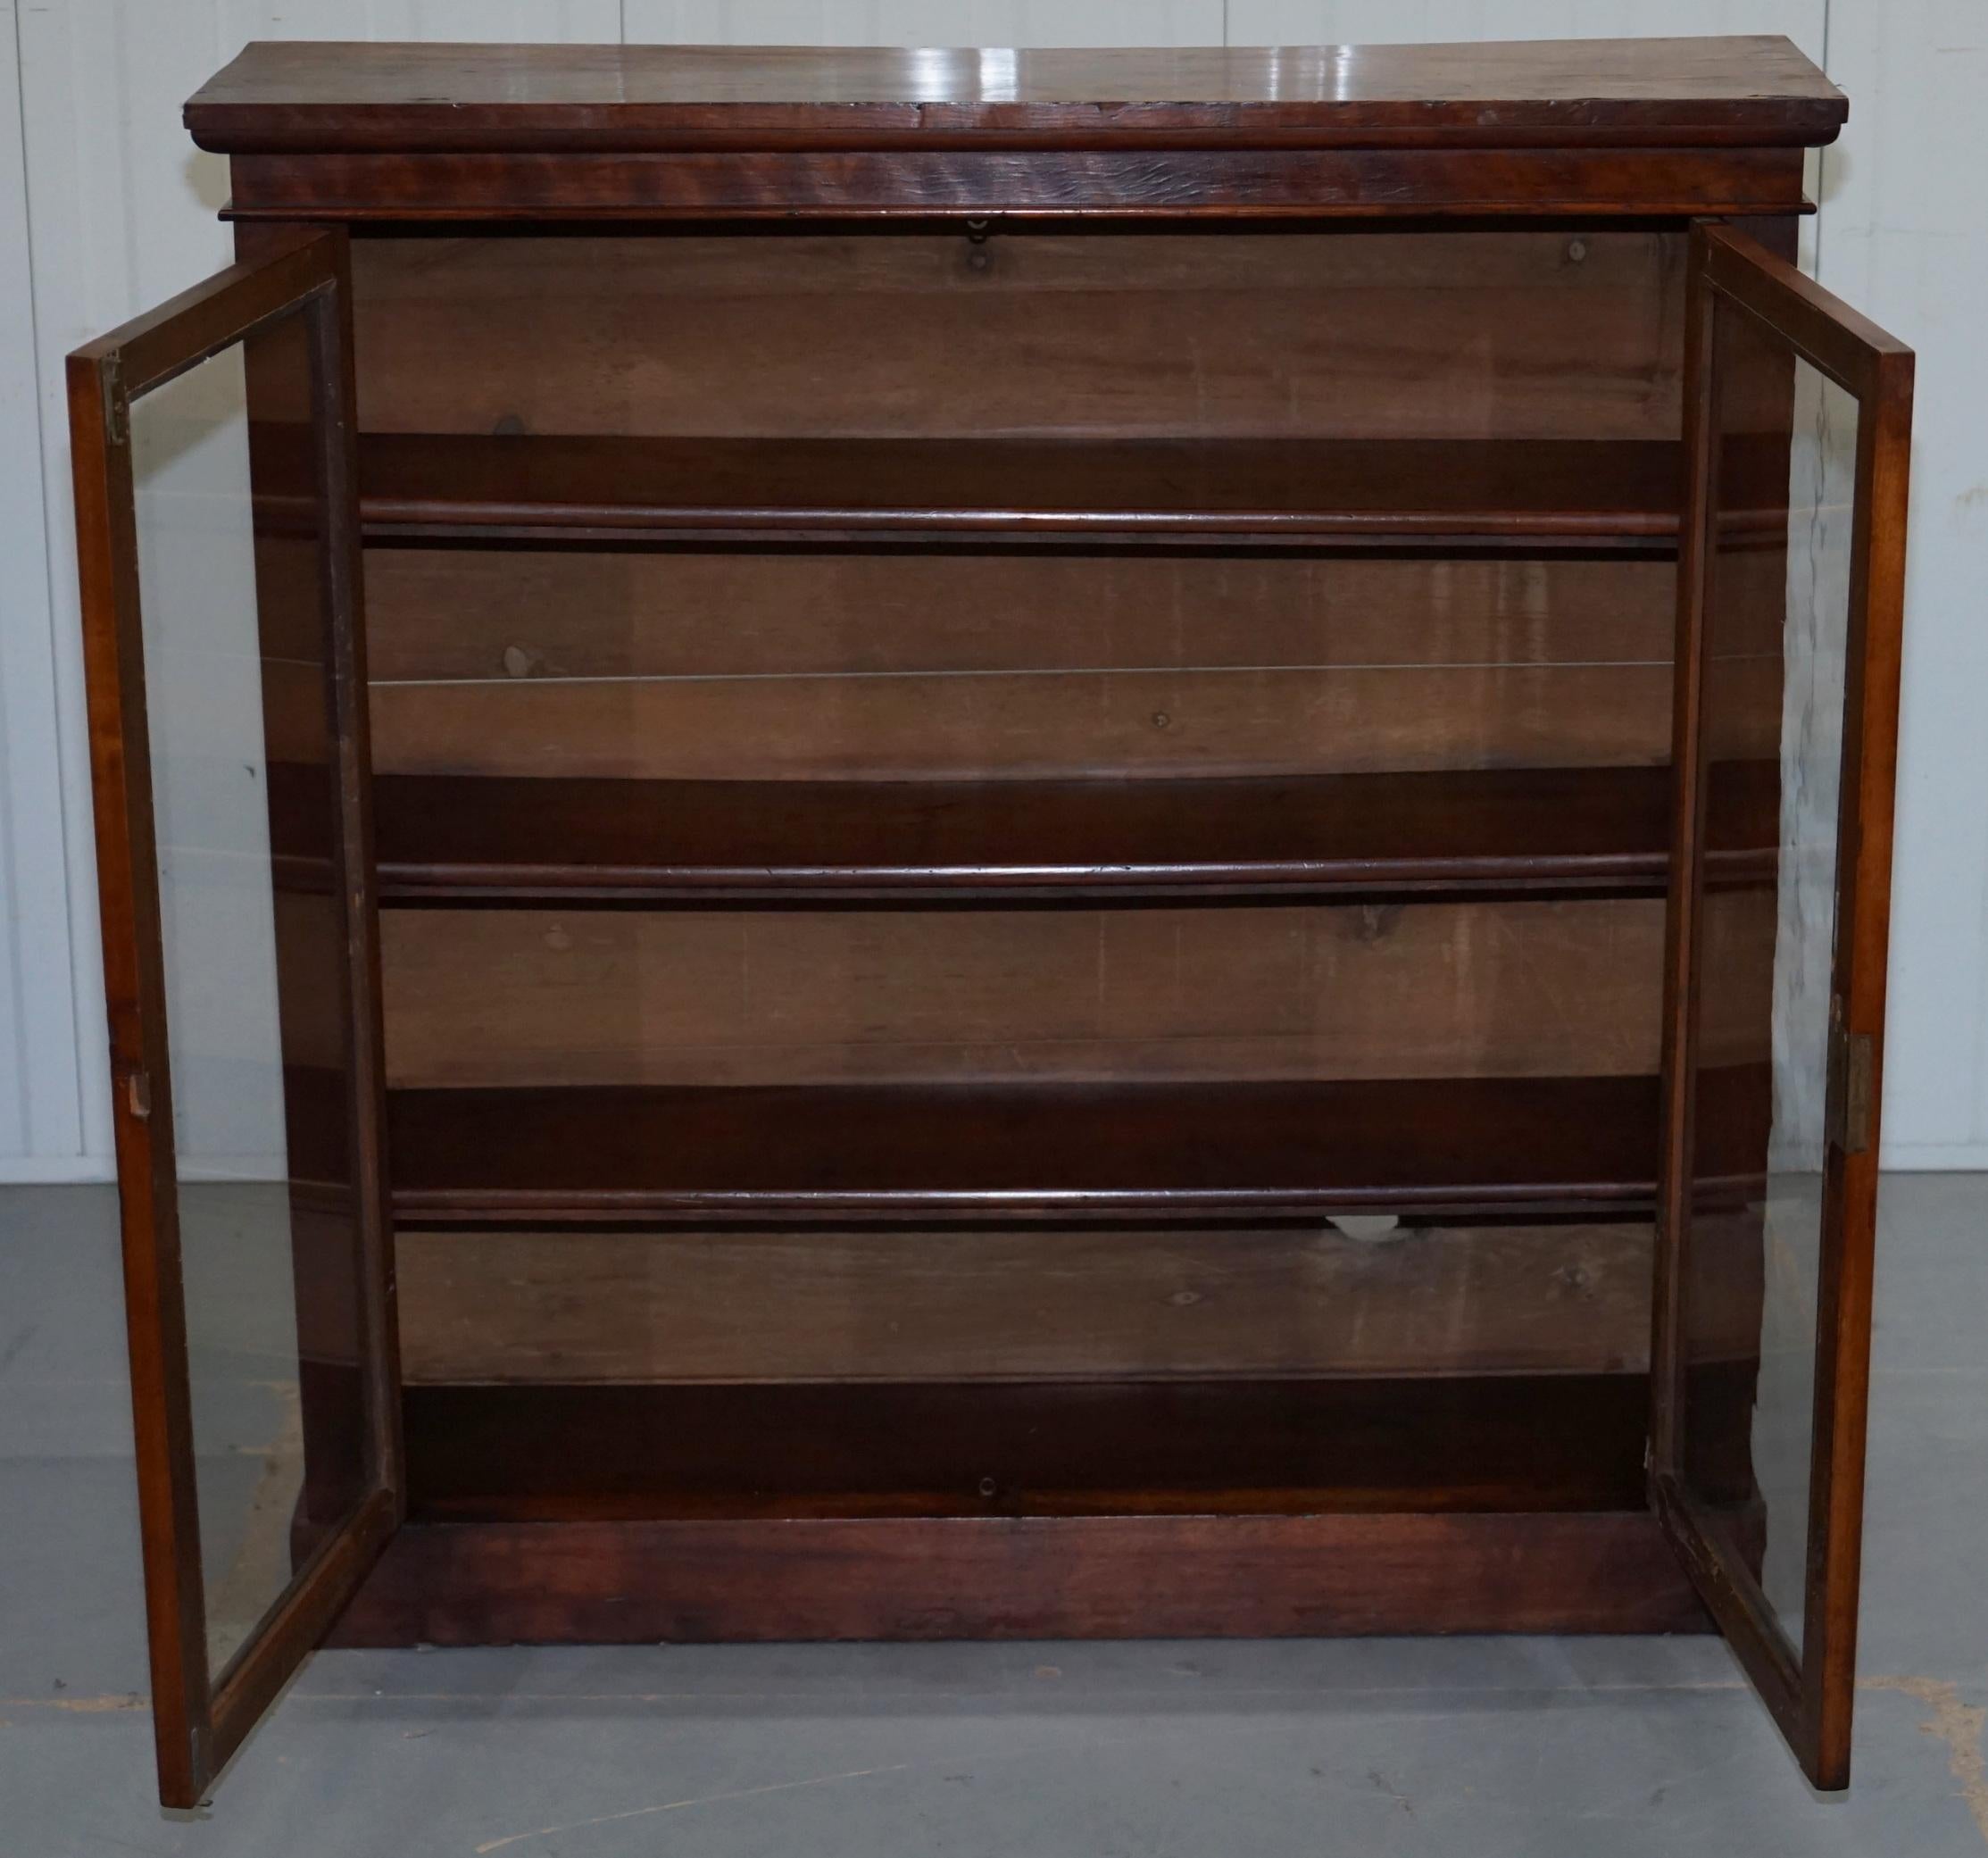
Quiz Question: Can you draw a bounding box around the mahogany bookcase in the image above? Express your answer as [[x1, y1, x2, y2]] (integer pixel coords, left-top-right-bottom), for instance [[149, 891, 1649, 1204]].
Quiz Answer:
[[67, 35, 1912, 1804]]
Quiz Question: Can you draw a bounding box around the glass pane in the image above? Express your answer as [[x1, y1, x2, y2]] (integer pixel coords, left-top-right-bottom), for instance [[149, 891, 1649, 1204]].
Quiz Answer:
[[130, 305, 368, 1679], [1680, 292, 1860, 1653]]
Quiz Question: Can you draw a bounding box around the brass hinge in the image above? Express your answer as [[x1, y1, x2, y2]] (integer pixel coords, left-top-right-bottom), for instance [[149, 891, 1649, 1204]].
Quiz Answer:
[[102, 356, 128, 447], [1832, 1027, 1876, 1155]]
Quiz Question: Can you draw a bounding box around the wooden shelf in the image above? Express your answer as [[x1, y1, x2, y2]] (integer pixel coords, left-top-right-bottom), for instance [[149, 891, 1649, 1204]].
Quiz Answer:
[[327, 1510, 1709, 1647], [384, 1069, 1768, 1222], [399, 1373, 1655, 1523], [357, 433, 1701, 547], [376, 766, 1679, 903], [370, 763, 1777, 903]]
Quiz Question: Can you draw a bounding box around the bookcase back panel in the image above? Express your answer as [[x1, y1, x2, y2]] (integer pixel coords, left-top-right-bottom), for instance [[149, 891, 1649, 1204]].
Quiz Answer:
[[391, 1219, 1733, 1388], [361, 547, 1795, 782], [369, 662, 1690, 782], [350, 229, 1684, 444], [359, 552, 1738, 785], [365, 549, 1680, 682], [378, 897, 1706, 1090]]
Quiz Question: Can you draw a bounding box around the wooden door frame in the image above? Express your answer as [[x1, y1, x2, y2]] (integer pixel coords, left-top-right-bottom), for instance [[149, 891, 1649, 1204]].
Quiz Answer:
[[67, 228, 402, 1808], [1652, 219, 1913, 1790]]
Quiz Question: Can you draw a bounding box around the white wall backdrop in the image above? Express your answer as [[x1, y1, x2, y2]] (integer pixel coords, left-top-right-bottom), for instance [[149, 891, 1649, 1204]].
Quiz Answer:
[[2, 0, 1983, 1177]]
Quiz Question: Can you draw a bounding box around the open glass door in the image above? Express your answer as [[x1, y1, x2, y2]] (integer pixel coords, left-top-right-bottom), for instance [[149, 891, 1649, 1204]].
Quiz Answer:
[[1654, 222, 1912, 1788], [68, 231, 401, 1808]]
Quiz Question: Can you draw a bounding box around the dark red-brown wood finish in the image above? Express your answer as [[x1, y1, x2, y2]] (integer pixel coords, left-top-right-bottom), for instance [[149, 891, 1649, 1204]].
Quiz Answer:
[[346, 432, 1794, 544], [329, 1509, 1707, 1648], [68, 34, 1911, 1805], [219, 146, 1812, 221], [379, 1071, 1770, 1224], [1653, 222, 1913, 1790], [187, 36, 1841, 221], [358, 763, 1776, 903], [69, 232, 403, 1809], [186, 37, 1846, 153]]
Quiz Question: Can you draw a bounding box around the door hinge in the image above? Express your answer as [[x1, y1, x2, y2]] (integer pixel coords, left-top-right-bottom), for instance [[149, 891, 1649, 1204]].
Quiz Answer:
[[103, 357, 128, 447], [1833, 1027, 1876, 1155]]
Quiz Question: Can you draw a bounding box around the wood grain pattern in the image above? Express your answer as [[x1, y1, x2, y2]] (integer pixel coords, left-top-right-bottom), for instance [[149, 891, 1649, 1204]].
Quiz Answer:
[[362, 548, 1684, 683], [350, 230, 1687, 445], [394, 1219, 1696, 1387], [228, 144, 1813, 222], [324, 1510, 1709, 1647], [378, 898, 1673, 1088], [189, 38, 1844, 154], [366, 662, 1697, 781]]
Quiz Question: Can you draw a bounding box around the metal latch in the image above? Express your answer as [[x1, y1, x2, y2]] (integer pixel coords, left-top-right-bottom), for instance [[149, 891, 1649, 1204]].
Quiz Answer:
[[1831, 1026, 1875, 1154]]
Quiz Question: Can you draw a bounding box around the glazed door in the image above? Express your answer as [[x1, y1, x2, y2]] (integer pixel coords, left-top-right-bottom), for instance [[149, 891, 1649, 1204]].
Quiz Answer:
[[1654, 222, 1912, 1788], [69, 230, 401, 1808]]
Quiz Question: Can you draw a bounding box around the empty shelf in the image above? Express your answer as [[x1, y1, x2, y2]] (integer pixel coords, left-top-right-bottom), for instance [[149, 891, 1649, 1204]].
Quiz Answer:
[[384, 1071, 1769, 1223], [358, 433, 1706, 546], [371, 764, 1780, 903], [401, 1374, 1655, 1523]]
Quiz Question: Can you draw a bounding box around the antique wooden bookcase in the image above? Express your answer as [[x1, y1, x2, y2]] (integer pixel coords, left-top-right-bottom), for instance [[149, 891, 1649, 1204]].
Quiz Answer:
[[69, 36, 1913, 1804]]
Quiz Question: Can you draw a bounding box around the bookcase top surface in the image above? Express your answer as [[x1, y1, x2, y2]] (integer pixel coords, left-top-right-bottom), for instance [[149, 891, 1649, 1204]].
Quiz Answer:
[[187, 36, 1845, 154]]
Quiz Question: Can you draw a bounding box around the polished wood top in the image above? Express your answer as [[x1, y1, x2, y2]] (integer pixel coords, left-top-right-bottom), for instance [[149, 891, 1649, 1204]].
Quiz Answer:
[[187, 36, 1845, 154]]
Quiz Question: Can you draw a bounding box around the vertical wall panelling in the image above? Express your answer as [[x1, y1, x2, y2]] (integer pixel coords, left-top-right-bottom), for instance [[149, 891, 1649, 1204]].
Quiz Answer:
[[1226, 1, 1823, 45], [211, 2, 624, 42], [1817, 0, 1988, 1165], [624, 3, 1227, 46], [0, 0, 90, 1177], [348, 2, 624, 38], [4, 2, 628, 1184], [4, 1, 1984, 1174], [17, 1, 269, 1183]]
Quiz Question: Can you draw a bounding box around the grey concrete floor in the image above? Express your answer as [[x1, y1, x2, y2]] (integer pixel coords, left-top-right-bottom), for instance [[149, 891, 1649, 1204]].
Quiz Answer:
[[2, 1178, 1984, 1855]]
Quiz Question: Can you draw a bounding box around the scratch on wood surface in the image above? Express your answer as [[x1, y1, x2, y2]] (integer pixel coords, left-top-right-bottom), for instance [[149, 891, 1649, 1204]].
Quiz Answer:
[[472, 1762, 911, 1853], [1865, 1677, 1988, 1846]]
